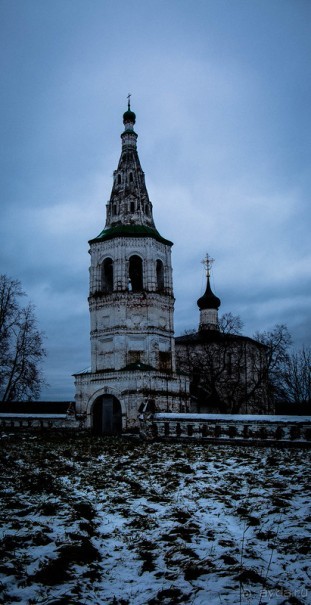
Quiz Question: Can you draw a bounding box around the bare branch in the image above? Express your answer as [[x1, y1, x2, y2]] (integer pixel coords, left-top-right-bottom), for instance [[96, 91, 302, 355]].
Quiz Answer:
[[0, 275, 46, 402]]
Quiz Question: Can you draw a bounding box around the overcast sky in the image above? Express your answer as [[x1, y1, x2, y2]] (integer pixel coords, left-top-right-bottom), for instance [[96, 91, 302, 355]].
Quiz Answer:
[[1, 0, 310, 400]]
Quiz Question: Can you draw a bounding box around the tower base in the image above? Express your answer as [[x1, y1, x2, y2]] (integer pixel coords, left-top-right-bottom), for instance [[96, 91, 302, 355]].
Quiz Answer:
[[74, 365, 190, 433]]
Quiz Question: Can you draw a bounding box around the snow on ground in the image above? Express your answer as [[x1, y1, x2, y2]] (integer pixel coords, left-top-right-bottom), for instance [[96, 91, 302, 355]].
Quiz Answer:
[[0, 433, 310, 605], [154, 414, 311, 423]]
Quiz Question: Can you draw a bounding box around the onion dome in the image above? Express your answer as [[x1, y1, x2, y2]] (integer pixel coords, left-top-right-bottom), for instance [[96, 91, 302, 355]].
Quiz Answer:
[[197, 276, 221, 310], [123, 97, 136, 125]]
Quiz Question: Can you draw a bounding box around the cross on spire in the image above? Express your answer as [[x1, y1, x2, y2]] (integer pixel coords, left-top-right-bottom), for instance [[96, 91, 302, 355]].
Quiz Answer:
[[127, 93, 131, 110], [201, 253, 215, 277]]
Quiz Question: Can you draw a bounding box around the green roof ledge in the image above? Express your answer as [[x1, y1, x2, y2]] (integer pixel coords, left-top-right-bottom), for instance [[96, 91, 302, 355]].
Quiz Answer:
[[89, 224, 173, 246]]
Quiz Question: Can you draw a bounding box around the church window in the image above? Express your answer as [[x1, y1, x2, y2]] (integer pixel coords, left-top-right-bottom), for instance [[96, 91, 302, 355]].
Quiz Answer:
[[145, 204, 149, 216], [156, 260, 164, 291], [101, 258, 113, 293], [159, 351, 171, 371], [130, 201, 135, 213], [129, 255, 143, 291], [117, 174, 121, 184], [129, 172, 133, 183], [112, 204, 117, 215]]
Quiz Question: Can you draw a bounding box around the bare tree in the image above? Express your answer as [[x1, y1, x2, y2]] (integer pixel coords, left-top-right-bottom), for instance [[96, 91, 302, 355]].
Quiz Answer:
[[219, 312, 244, 335], [282, 346, 311, 412], [183, 314, 244, 337], [0, 275, 46, 402], [176, 329, 268, 414], [254, 324, 292, 406], [178, 320, 310, 415]]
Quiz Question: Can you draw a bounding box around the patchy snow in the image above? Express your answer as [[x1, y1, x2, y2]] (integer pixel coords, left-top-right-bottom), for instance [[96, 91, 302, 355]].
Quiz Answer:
[[0, 433, 310, 605]]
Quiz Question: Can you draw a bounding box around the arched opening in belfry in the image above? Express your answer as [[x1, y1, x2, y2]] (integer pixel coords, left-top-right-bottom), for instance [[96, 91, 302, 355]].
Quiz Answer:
[[156, 259, 164, 291], [92, 395, 122, 435], [101, 257, 113, 293], [129, 255, 143, 291]]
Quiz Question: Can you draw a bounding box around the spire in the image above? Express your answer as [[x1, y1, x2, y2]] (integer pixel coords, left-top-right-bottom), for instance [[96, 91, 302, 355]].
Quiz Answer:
[[104, 97, 155, 230], [197, 253, 221, 331]]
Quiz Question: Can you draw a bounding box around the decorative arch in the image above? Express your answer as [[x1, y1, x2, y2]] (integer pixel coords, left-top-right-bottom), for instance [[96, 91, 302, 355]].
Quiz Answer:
[[129, 255, 143, 291], [87, 387, 125, 434], [156, 259, 164, 291], [101, 257, 113, 293]]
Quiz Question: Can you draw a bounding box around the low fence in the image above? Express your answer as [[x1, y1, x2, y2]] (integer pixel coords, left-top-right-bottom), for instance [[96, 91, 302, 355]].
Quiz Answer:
[[140, 413, 311, 446], [0, 412, 80, 430], [2, 410, 311, 445]]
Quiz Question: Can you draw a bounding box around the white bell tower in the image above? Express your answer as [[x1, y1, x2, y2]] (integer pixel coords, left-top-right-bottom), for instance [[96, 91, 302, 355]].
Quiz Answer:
[[74, 100, 189, 432]]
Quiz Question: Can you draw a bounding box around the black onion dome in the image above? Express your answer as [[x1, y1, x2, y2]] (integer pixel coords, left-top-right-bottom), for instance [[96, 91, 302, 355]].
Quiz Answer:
[[197, 276, 221, 310], [123, 107, 136, 125]]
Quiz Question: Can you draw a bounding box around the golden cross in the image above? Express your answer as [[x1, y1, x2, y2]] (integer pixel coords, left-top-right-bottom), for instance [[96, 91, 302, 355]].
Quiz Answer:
[[201, 253, 215, 277]]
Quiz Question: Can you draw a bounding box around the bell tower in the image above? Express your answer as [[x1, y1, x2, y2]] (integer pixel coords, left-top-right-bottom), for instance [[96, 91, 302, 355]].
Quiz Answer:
[[74, 100, 189, 432]]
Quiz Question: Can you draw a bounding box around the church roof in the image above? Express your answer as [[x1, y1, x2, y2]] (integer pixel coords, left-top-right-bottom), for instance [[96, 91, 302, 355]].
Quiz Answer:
[[89, 223, 172, 246], [89, 101, 171, 247], [175, 330, 267, 349]]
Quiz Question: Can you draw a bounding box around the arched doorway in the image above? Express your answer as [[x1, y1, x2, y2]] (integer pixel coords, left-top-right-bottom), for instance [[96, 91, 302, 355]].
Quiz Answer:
[[92, 395, 122, 435]]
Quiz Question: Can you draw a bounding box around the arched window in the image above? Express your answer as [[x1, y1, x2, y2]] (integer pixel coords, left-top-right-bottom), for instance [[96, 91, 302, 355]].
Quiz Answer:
[[129, 172, 133, 183], [156, 260, 164, 291], [117, 174, 121, 184], [130, 201, 135, 213], [129, 255, 143, 291], [101, 258, 113, 293]]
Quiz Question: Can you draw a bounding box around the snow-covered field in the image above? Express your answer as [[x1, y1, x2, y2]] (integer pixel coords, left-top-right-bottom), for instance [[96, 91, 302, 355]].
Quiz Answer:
[[0, 433, 310, 605]]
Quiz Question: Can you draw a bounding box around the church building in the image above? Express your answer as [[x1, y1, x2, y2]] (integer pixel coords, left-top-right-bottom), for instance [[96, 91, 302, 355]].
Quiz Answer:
[[74, 102, 190, 433], [175, 255, 270, 414]]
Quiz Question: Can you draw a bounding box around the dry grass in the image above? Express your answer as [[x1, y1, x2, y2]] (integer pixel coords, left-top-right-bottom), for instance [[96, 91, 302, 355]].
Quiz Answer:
[[0, 432, 310, 604]]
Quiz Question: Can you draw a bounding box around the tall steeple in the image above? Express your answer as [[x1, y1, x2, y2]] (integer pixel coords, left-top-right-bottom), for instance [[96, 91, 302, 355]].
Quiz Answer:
[[74, 99, 190, 433], [197, 253, 221, 331], [104, 97, 155, 231]]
